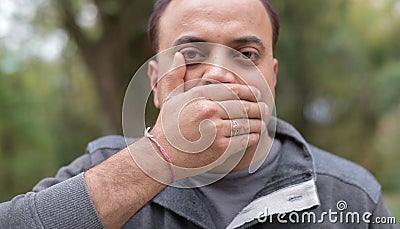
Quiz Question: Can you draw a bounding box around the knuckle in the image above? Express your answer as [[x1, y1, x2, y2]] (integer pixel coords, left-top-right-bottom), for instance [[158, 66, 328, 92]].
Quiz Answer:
[[200, 118, 215, 131], [244, 102, 251, 116], [229, 85, 240, 98], [214, 120, 225, 133], [190, 87, 204, 99], [214, 138, 228, 151], [249, 133, 260, 144], [250, 86, 260, 99], [253, 120, 262, 132], [240, 135, 251, 148], [197, 101, 219, 118], [243, 122, 250, 132], [260, 102, 267, 113]]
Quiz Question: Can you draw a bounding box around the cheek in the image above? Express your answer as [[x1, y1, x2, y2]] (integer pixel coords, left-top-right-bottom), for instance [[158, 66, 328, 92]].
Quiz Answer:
[[238, 66, 275, 102], [259, 69, 276, 99], [257, 61, 276, 89]]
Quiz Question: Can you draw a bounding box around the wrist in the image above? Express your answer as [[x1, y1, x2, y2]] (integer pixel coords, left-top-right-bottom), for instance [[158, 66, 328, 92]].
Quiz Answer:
[[127, 137, 177, 184]]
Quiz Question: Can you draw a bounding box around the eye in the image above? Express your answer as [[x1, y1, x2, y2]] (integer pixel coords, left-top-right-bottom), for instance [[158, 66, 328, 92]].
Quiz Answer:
[[183, 50, 199, 59], [233, 48, 261, 65], [239, 51, 260, 62], [179, 47, 207, 64]]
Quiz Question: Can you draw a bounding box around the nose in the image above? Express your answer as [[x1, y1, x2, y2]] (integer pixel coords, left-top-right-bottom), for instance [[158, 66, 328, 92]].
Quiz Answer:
[[202, 64, 236, 84]]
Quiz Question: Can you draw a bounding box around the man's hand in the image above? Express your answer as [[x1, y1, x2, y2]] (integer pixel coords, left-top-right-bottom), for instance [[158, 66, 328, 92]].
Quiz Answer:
[[147, 52, 268, 180], [85, 52, 267, 228]]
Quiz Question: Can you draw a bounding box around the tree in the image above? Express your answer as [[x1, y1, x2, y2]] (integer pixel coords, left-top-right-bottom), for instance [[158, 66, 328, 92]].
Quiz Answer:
[[55, 0, 154, 133]]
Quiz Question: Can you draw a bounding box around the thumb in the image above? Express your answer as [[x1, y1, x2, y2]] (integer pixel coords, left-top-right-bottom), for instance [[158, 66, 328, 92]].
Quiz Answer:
[[159, 52, 186, 103]]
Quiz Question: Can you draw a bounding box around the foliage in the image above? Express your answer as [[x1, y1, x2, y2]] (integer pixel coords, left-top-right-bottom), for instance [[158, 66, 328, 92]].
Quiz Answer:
[[272, 0, 400, 193], [0, 0, 102, 199]]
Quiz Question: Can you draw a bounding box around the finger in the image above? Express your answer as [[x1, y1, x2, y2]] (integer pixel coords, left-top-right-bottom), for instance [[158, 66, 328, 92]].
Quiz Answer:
[[218, 119, 265, 137], [224, 133, 260, 156], [158, 52, 187, 103], [216, 100, 268, 119], [189, 84, 261, 102], [227, 84, 261, 102]]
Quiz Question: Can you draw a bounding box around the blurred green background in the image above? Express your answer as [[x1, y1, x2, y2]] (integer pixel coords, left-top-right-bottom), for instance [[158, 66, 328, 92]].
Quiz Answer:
[[0, 0, 399, 219]]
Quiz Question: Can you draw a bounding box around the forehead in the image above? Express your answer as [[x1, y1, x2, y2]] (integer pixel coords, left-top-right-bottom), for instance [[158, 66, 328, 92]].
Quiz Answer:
[[158, 0, 273, 51]]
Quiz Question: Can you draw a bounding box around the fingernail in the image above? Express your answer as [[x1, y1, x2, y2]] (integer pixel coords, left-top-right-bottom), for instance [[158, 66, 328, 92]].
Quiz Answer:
[[172, 52, 180, 68], [257, 89, 262, 100], [262, 121, 267, 132], [252, 88, 261, 100]]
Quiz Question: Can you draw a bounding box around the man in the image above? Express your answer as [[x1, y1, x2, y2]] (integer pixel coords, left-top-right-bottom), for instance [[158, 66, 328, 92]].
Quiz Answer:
[[0, 0, 396, 228]]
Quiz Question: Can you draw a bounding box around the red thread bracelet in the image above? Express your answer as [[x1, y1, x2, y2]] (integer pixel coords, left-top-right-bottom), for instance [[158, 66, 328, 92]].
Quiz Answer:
[[144, 127, 176, 183]]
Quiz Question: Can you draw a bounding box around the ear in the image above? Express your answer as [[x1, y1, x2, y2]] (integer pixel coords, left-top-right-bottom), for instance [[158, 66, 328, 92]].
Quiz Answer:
[[147, 60, 160, 108], [272, 58, 279, 87]]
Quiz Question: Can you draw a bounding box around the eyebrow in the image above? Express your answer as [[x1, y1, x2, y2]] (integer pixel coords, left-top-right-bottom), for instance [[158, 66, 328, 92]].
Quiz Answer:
[[230, 36, 266, 52], [173, 35, 266, 52], [174, 36, 207, 46]]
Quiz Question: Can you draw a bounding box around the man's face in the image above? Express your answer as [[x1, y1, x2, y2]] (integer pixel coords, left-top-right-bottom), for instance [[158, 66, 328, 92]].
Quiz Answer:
[[152, 0, 278, 107]]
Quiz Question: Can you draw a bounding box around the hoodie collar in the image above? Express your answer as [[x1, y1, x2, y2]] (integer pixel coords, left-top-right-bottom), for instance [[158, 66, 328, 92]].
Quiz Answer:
[[152, 118, 319, 228]]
